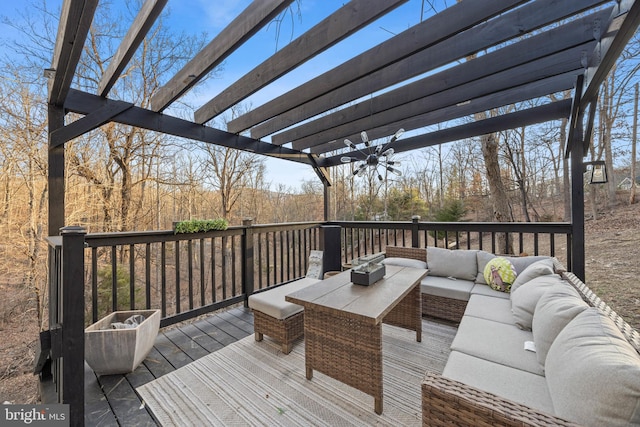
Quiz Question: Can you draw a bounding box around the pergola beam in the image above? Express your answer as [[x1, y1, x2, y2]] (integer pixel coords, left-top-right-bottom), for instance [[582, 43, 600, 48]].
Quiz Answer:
[[322, 100, 573, 167], [227, 0, 529, 134], [98, 0, 168, 97], [288, 36, 597, 151], [193, 0, 408, 125], [582, 0, 640, 108], [50, 100, 133, 147], [261, 0, 609, 142], [65, 89, 313, 164], [310, 72, 579, 155], [48, 0, 99, 106], [150, 0, 293, 113]]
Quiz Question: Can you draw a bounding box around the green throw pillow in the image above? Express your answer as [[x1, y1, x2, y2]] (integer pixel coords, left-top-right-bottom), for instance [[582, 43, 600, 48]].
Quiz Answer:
[[483, 257, 517, 292]]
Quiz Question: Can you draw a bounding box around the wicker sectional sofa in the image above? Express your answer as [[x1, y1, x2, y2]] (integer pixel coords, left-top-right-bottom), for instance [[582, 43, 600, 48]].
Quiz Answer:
[[383, 246, 640, 426], [383, 246, 552, 322]]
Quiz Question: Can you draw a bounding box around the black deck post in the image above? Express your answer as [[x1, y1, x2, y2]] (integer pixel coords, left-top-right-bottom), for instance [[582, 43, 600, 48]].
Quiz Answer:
[[411, 216, 421, 248], [242, 218, 254, 307], [60, 226, 86, 427]]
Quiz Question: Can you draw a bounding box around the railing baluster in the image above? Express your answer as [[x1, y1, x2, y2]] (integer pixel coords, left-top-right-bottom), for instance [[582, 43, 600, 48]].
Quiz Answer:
[[91, 247, 98, 323], [145, 243, 151, 309], [175, 241, 181, 314], [222, 236, 227, 301], [231, 236, 237, 296], [129, 244, 135, 310], [200, 238, 205, 306], [187, 239, 193, 310], [111, 246, 117, 312], [211, 237, 217, 303], [161, 241, 167, 317]]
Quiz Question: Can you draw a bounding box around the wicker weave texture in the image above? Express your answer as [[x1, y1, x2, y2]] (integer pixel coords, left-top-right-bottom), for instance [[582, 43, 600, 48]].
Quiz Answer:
[[421, 371, 579, 427], [305, 307, 383, 401], [252, 310, 304, 354], [384, 284, 422, 340], [421, 294, 466, 323], [385, 246, 427, 262]]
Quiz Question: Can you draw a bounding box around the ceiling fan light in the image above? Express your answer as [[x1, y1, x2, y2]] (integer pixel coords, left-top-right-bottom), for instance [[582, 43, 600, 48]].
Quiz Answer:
[[341, 156, 353, 163], [361, 131, 369, 147], [344, 139, 354, 148], [382, 147, 395, 157], [387, 166, 402, 176]]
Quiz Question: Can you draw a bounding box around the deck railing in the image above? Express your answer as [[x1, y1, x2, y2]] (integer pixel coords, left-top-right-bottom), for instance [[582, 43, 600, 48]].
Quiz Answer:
[[329, 217, 573, 270], [42, 218, 573, 426]]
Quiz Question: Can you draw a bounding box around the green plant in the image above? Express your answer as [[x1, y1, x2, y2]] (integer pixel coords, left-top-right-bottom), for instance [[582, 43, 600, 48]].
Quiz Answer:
[[91, 265, 145, 324], [429, 200, 467, 240], [173, 218, 228, 234]]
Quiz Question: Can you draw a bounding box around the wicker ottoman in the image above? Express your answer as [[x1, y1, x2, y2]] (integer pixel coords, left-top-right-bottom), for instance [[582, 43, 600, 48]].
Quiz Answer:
[[248, 277, 319, 354]]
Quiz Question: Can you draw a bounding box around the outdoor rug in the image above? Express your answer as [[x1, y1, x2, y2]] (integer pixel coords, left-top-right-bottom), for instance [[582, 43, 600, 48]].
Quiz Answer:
[[137, 319, 456, 426]]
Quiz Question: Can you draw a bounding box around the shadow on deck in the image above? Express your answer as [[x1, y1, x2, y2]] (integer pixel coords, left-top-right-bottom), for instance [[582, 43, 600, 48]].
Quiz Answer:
[[85, 306, 254, 426]]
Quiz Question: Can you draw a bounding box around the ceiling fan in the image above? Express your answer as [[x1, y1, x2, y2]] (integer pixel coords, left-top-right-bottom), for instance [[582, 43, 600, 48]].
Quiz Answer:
[[340, 128, 404, 180]]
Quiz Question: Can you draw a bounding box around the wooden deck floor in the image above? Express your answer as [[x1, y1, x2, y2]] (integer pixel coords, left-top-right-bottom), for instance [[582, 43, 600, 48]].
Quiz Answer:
[[85, 306, 254, 426]]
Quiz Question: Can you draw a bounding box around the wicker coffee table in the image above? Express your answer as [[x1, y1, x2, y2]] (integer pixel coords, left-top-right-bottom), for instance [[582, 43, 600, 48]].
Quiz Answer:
[[286, 265, 427, 414]]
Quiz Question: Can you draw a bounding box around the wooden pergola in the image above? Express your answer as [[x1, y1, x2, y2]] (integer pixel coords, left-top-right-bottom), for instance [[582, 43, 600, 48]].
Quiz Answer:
[[48, 0, 640, 280]]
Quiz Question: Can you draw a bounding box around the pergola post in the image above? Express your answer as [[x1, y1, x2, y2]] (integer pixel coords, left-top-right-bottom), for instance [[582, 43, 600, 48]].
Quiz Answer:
[[48, 104, 65, 235], [569, 75, 586, 281]]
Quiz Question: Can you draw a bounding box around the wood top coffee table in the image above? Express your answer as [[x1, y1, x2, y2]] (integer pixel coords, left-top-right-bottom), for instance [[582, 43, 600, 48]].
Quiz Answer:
[[286, 264, 427, 414]]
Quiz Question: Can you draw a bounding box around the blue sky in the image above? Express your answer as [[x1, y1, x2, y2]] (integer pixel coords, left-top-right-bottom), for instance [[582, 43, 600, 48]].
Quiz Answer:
[[0, 0, 446, 189]]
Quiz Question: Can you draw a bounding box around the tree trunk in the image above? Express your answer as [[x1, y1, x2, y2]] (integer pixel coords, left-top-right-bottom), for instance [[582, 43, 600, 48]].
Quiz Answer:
[[631, 83, 638, 205], [480, 132, 514, 254]]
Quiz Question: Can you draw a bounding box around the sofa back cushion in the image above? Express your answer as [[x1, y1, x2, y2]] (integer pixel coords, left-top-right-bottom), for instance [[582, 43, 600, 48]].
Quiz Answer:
[[510, 258, 555, 294], [545, 308, 640, 426], [476, 251, 496, 284], [427, 247, 478, 281], [382, 257, 427, 269], [510, 274, 563, 330], [531, 284, 588, 367]]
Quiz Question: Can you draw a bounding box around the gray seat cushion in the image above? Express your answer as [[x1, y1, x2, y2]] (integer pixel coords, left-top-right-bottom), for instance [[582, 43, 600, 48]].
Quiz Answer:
[[470, 283, 511, 299], [420, 276, 474, 301], [248, 277, 319, 320], [443, 351, 554, 415], [451, 316, 543, 375], [464, 294, 514, 324]]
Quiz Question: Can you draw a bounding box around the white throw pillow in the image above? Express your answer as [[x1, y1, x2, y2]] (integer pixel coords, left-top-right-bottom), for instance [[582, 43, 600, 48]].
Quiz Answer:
[[427, 247, 478, 281], [510, 258, 555, 294], [382, 257, 427, 269], [545, 309, 640, 426], [510, 274, 562, 330]]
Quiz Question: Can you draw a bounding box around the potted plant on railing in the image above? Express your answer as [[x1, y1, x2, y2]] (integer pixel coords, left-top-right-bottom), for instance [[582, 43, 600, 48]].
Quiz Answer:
[[173, 218, 228, 234]]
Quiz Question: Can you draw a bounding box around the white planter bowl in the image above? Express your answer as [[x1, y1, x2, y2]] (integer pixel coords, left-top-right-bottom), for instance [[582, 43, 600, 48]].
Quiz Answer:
[[85, 309, 161, 375]]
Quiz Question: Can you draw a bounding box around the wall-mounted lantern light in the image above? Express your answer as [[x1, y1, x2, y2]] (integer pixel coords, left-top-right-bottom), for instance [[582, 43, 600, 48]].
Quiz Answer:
[[584, 160, 608, 184]]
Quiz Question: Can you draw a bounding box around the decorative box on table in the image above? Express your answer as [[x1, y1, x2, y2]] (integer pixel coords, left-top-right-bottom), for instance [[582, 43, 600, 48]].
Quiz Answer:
[[351, 262, 386, 286]]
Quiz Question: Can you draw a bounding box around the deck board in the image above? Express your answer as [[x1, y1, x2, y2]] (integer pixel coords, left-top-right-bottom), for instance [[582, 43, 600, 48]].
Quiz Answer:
[[84, 306, 254, 426]]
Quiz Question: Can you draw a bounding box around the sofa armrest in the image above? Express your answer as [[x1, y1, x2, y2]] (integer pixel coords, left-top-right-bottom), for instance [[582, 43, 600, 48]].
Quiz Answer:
[[421, 371, 580, 427]]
